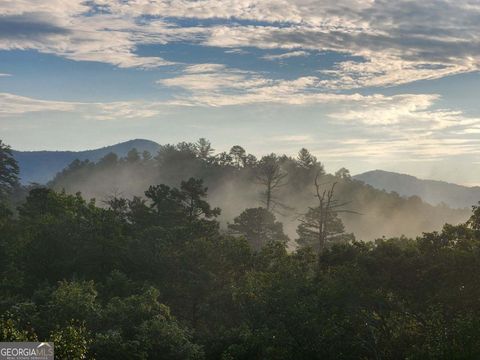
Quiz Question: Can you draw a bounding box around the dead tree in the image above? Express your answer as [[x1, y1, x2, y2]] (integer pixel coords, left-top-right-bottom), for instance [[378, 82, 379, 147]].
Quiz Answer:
[[255, 155, 288, 212], [297, 172, 357, 260]]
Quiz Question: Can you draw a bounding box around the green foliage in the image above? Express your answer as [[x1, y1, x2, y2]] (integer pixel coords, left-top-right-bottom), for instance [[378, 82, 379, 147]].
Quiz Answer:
[[228, 207, 288, 250], [48, 280, 100, 325], [296, 148, 320, 170], [297, 208, 354, 252], [136, 314, 204, 360], [50, 321, 91, 360], [12, 188, 127, 285], [0, 313, 38, 341], [2, 137, 480, 359], [195, 138, 214, 161], [2, 183, 480, 358], [229, 145, 246, 168], [0, 140, 19, 200], [48, 139, 469, 240], [335, 167, 351, 180]]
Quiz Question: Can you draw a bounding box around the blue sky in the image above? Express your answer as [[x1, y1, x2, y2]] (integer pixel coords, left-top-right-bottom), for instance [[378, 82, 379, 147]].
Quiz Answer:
[[1, 0, 480, 185]]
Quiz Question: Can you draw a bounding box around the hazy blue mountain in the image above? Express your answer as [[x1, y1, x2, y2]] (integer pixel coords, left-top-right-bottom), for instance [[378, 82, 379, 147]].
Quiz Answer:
[[354, 170, 480, 209], [13, 139, 160, 184]]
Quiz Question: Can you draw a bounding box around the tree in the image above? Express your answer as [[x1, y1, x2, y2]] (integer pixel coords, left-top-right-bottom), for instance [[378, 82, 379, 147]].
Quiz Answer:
[[467, 202, 480, 231], [50, 322, 91, 360], [0, 140, 19, 200], [16, 188, 127, 283], [228, 207, 289, 250], [176, 142, 197, 155], [179, 178, 221, 221], [126, 148, 141, 163], [335, 167, 351, 180], [245, 154, 258, 167], [0, 314, 38, 341], [229, 145, 247, 168], [96, 287, 204, 360], [142, 150, 153, 162], [97, 152, 118, 168], [195, 138, 215, 161], [297, 174, 354, 254], [145, 178, 220, 225], [214, 152, 233, 166], [136, 314, 204, 360], [47, 280, 100, 326], [296, 148, 318, 169], [297, 207, 353, 253], [256, 154, 288, 212], [145, 184, 185, 222]]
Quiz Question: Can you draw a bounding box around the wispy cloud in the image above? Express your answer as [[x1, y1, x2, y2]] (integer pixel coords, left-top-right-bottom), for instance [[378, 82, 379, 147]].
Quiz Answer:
[[328, 94, 476, 129], [1, 0, 479, 86], [158, 64, 361, 106], [0, 7, 178, 68], [0, 92, 166, 120], [3, 88, 480, 164], [0, 93, 78, 115], [262, 50, 309, 61]]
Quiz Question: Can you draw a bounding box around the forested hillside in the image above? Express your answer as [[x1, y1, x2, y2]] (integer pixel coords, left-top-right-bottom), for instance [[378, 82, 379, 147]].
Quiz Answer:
[[355, 170, 480, 209], [2, 139, 480, 359], [13, 139, 160, 184], [49, 139, 469, 241]]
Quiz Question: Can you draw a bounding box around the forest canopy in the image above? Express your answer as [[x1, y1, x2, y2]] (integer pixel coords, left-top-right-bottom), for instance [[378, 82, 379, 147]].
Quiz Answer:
[[1, 139, 479, 359], [47, 139, 469, 241]]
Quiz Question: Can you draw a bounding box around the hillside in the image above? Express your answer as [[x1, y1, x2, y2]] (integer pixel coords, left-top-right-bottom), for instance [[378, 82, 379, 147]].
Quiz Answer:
[[13, 139, 160, 184], [48, 142, 470, 241], [354, 170, 480, 209]]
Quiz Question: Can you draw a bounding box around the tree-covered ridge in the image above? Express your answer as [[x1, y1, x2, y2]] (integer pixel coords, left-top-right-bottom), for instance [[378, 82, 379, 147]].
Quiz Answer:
[[1, 180, 480, 358], [49, 139, 468, 240], [2, 139, 480, 359]]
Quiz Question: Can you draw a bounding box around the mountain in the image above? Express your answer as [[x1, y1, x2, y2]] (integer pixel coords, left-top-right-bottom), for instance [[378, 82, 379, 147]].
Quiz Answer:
[[13, 139, 161, 184], [354, 170, 480, 209]]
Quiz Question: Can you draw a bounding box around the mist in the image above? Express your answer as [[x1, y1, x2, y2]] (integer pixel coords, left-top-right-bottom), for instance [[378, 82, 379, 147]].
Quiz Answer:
[[48, 142, 470, 243]]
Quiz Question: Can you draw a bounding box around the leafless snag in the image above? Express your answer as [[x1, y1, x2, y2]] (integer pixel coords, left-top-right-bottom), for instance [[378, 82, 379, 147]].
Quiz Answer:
[[297, 172, 359, 263], [255, 155, 288, 213]]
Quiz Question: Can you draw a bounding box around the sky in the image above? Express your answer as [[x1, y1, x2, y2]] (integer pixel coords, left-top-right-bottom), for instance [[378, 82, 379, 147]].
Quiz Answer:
[[1, 0, 480, 185]]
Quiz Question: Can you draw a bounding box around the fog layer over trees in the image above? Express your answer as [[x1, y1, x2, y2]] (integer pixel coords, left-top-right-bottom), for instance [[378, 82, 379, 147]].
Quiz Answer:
[[48, 139, 469, 241]]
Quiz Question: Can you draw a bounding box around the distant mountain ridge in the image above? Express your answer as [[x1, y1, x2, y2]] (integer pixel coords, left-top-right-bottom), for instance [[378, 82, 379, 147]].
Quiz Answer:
[[354, 170, 480, 209], [13, 141, 480, 210], [13, 139, 160, 184]]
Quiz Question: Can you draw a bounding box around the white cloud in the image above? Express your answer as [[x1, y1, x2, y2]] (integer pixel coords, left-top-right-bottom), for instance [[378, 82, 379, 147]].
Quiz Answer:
[[0, 5, 177, 68], [3, 89, 480, 163], [262, 50, 309, 60], [158, 64, 366, 106], [159, 64, 270, 92], [204, 23, 480, 88], [320, 93, 480, 161], [1, 0, 480, 85], [0, 92, 166, 120], [158, 64, 480, 163], [316, 137, 480, 161], [0, 93, 78, 116], [90, 101, 166, 120], [328, 94, 475, 129], [319, 56, 475, 89]]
